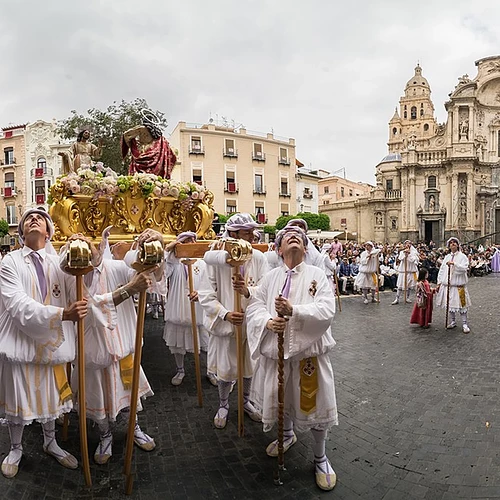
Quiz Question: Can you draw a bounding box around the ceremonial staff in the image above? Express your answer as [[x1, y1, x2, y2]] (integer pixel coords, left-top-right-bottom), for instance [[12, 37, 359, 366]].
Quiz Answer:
[[333, 271, 342, 312], [376, 256, 380, 304], [224, 238, 253, 438], [404, 250, 408, 303], [445, 263, 452, 329], [181, 258, 203, 407], [124, 240, 164, 495], [65, 239, 94, 487]]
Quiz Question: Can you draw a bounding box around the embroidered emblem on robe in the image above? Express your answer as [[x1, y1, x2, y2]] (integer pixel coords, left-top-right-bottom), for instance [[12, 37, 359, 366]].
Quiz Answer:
[[308, 280, 317, 297], [52, 284, 61, 298]]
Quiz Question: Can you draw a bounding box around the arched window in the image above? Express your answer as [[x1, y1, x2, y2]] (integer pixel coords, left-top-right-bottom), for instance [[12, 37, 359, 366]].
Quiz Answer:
[[411, 106, 417, 120], [428, 175, 437, 189], [424, 124, 429, 132], [37, 157, 46, 170], [404, 112, 407, 119], [392, 127, 398, 135], [420, 108, 424, 117]]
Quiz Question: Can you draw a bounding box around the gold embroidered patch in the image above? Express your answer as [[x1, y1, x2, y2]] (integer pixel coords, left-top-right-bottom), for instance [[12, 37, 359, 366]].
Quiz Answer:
[[300, 357, 318, 414]]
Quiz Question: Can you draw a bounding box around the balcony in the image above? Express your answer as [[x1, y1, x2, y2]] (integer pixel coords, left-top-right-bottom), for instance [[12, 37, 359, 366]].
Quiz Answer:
[[256, 213, 267, 224], [0, 158, 17, 167], [253, 187, 266, 195], [31, 167, 53, 178], [36, 194, 46, 205], [303, 192, 313, 199], [385, 189, 402, 199], [224, 182, 239, 193], [2, 186, 16, 198], [278, 157, 290, 166], [223, 148, 238, 158], [252, 152, 266, 162], [189, 145, 205, 155], [279, 191, 291, 198]]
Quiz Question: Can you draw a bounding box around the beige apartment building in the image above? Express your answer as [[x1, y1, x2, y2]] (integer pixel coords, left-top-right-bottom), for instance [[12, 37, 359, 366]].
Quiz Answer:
[[321, 56, 500, 245], [169, 121, 296, 224], [0, 124, 27, 233]]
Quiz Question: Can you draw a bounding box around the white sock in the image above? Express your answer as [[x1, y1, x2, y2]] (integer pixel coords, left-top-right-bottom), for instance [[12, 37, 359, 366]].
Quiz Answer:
[[174, 353, 185, 371], [4, 423, 23, 466], [42, 421, 70, 458], [460, 311, 468, 325], [96, 419, 113, 456], [311, 428, 334, 474]]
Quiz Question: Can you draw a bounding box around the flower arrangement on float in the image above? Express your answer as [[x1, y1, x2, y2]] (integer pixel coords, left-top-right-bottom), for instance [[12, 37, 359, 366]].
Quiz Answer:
[[48, 163, 215, 246], [48, 163, 208, 210]]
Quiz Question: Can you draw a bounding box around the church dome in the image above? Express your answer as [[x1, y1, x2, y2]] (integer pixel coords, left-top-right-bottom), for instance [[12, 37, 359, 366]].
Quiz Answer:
[[405, 64, 431, 96], [380, 153, 401, 163]]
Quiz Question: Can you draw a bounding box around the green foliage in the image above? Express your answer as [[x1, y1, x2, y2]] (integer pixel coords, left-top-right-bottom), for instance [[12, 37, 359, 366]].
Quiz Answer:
[[275, 213, 330, 231], [56, 98, 169, 175], [217, 214, 229, 224], [0, 219, 9, 237], [263, 225, 275, 234]]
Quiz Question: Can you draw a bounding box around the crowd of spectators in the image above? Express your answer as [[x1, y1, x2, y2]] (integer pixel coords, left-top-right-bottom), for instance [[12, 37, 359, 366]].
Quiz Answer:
[[313, 237, 500, 295]]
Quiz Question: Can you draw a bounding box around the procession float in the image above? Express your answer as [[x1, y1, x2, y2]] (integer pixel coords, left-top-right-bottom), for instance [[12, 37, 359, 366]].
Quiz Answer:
[[49, 110, 216, 249]]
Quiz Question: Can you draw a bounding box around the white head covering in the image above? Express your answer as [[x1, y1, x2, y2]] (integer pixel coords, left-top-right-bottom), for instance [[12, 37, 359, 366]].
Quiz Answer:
[[253, 230, 261, 243], [176, 231, 197, 243], [364, 241, 374, 248], [446, 237, 460, 248], [18, 207, 54, 244], [286, 218, 308, 231], [99, 226, 114, 261], [223, 213, 258, 237], [275, 226, 308, 253]]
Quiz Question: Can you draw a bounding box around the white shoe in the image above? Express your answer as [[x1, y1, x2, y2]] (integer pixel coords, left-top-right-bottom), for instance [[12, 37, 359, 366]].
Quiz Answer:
[[446, 321, 457, 329], [391, 299, 399, 305], [171, 370, 185, 386], [463, 324, 470, 334], [206, 373, 218, 386], [363, 298, 369, 304]]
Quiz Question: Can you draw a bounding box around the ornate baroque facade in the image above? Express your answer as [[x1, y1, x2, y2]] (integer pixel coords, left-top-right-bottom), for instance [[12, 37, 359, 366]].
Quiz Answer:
[[320, 55, 500, 246]]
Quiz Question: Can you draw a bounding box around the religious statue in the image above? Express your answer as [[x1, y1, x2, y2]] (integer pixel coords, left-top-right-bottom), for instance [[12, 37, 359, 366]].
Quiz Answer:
[[428, 195, 435, 213], [59, 128, 103, 174], [459, 119, 469, 140], [121, 110, 177, 179], [375, 212, 382, 225]]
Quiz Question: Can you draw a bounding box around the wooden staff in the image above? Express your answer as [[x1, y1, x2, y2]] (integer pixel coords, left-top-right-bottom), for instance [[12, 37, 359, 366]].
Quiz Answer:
[[274, 323, 285, 485], [404, 252, 408, 303], [181, 258, 203, 407], [376, 256, 380, 304], [233, 266, 245, 438], [333, 271, 342, 312], [124, 241, 164, 495], [61, 362, 72, 441], [445, 263, 452, 328], [66, 240, 93, 487]]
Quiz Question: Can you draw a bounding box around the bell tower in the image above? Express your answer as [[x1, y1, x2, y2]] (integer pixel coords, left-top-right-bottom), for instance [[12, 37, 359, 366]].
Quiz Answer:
[[388, 64, 438, 152]]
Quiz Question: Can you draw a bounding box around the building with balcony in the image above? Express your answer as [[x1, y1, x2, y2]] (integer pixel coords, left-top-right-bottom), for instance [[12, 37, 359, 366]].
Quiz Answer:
[[320, 56, 500, 245], [25, 120, 69, 211], [0, 124, 27, 231], [294, 164, 329, 214], [169, 121, 296, 225]]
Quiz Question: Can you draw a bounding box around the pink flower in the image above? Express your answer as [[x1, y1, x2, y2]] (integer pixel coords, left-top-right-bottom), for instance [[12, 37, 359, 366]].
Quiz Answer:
[[191, 191, 199, 200]]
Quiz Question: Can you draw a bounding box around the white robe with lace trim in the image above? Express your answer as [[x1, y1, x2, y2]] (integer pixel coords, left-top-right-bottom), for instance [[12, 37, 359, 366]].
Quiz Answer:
[[246, 262, 338, 432], [198, 249, 268, 381]]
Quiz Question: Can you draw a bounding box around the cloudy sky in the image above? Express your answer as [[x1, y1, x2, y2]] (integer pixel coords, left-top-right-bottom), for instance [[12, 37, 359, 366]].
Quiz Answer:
[[1, 0, 500, 184]]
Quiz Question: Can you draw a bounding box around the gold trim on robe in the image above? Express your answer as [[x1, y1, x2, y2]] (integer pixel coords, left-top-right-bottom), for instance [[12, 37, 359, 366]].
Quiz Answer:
[[120, 353, 134, 390], [53, 364, 72, 403], [300, 357, 319, 414]]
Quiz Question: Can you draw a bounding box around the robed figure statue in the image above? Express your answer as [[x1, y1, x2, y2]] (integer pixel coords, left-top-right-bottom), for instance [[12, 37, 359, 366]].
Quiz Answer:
[[121, 110, 177, 179]]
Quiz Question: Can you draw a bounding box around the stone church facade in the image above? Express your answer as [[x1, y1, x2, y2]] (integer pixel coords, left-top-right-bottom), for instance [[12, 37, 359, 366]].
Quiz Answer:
[[321, 55, 500, 246]]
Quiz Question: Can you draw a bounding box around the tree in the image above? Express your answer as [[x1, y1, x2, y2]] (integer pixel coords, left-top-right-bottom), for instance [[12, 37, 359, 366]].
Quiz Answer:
[[57, 98, 169, 175], [0, 219, 9, 237], [275, 212, 330, 231]]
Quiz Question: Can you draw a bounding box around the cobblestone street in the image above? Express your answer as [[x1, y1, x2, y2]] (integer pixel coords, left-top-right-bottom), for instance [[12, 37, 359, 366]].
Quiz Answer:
[[1, 274, 500, 499]]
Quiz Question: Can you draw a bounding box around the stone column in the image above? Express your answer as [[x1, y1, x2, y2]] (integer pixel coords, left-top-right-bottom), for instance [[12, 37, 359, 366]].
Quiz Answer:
[[480, 200, 486, 236]]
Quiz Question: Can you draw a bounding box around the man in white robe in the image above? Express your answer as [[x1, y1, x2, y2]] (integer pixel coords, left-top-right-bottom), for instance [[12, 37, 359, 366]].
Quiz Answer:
[[0, 208, 88, 478], [354, 241, 381, 304], [198, 213, 268, 429], [65, 228, 163, 465], [246, 225, 338, 491], [162, 231, 210, 386], [392, 240, 419, 305], [435, 237, 472, 333]]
